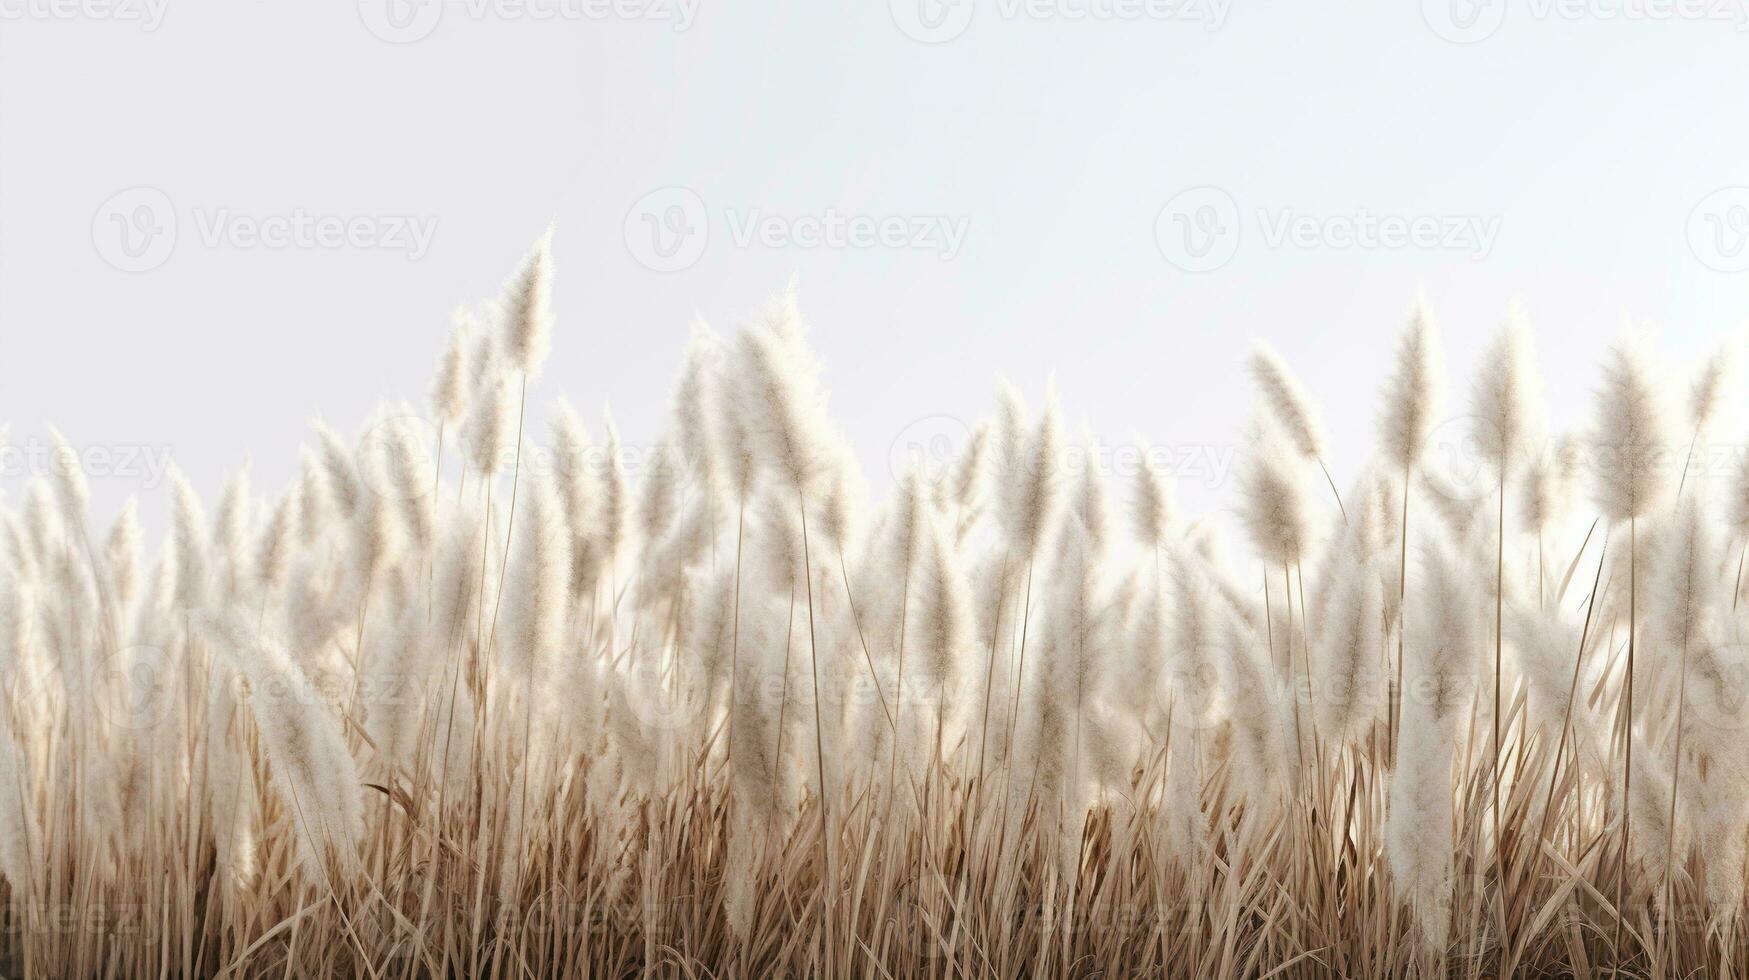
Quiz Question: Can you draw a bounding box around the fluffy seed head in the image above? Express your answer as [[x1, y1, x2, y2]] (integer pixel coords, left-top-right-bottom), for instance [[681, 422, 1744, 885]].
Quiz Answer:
[[732, 292, 836, 499], [1590, 330, 1672, 522], [1130, 439, 1176, 551], [431, 310, 473, 426], [1247, 342, 1326, 460], [104, 498, 142, 610], [1378, 296, 1445, 472], [500, 229, 555, 379], [1470, 305, 1544, 477], [44, 426, 89, 533], [1237, 415, 1312, 566]]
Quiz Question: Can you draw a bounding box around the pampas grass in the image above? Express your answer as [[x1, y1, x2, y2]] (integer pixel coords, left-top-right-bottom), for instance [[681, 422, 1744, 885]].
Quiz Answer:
[[15, 260, 1749, 977]]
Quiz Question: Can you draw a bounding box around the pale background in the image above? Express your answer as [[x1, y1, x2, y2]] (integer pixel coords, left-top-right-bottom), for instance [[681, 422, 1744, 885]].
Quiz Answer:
[[4, 0, 1749, 539]]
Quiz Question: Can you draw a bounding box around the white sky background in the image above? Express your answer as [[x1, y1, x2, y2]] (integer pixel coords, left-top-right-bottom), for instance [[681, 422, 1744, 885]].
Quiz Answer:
[[4, 0, 1749, 543]]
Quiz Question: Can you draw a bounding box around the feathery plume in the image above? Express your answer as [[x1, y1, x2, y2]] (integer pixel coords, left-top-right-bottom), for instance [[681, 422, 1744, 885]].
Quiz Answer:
[[44, 426, 89, 532], [599, 410, 630, 573], [1522, 435, 1579, 537], [1237, 415, 1312, 566], [1247, 342, 1327, 460], [464, 374, 516, 476], [997, 381, 1065, 560], [550, 398, 602, 600], [500, 229, 555, 379], [1470, 306, 1543, 477], [1313, 553, 1385, 746], [732, 293, 836, 498], [1688, 337, 1735, 437], [497, 470, 570, 683], [1073, 427, 1112, 562], [194, 613, 364, 881], [1130, 440, 1175, 552], [431, 309, 474, 427], [673, 318, 723, 491], [1378, 296, 1445, 472], [211, 464, 252, 600], [295, 446, 329, 541], [378, 409, 436, 553], [168, 466, 210, 611], [313, 421, 362, 519], [254, 489, 296, 596], [1590, 330, 1672, 523], [104, 498, 141, 611]]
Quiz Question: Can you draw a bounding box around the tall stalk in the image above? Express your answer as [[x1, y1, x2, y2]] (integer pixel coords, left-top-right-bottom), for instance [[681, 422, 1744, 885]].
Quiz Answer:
[[1612, 515, 1638, 966]]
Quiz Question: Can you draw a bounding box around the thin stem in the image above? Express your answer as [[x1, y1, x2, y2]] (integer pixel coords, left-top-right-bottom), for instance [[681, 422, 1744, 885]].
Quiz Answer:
[[796, 489, 834, 974], [1492, 475, 1505, 930], [1613, 515, 1637, 967], [1392, 475, 1410, 766], [487, 372, 529, 652], [1317, 455, 1347, 524]]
